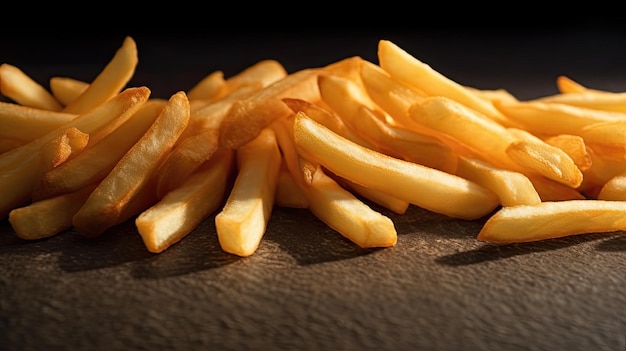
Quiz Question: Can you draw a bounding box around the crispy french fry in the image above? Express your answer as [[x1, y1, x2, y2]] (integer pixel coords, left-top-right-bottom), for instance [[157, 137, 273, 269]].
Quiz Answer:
[[527, 175, 586, 202], [274, 161, 309, 209], [377, 39, 513, 126], [577, 120, 626, 150], [72, 91, 190, 237], [217, 59, 286, 98], [39, 127, 89, 170], [536, 91, 626, 114], [494, 99, 624, 136], [542, 134, 592, 172], [137, 149, 235, 253], [556, 75, 587, 94], [293, 111, 499, 220], [455, 156, 541, 207], [597, 171, 626, 201], [298, 160, 398, 248], [0, 63, 63, 111], [215, 128, 282, 257], [0, 86, 150, 218], [187, 70, 225, 101], [34, 99, 165, 200], [62, 36, 138, 114], [49, 77, 89, 106], [477, 200, 626, 243], [0, 101, 77, 143], [9, 184, 97, 240]]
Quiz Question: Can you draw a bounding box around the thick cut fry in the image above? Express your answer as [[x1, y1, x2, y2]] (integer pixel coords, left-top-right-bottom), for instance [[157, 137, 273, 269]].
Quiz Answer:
[[0, 63, 63, 111], [377, 40, 513, 126], [0, 87, 150, 218], [455, 156, 541, 207], [494, 99, 625, 136], [536, 91, 626, 113], [215, 128, 282, 257], [542, 134, 592, 172], [505, 128, 583, 188], [9, 184, 97, 240], [0, 102, 77, 143], [299, 161, 398, 248], [293, 112, 499, 220], [35, 99, 165, 200], [527, 175, 586, 202], [577, 120, 626, 149], [217, 59, 286, 98], [477, 200, 626, 243], [72, 91, 190, 237], [137, 150, 234, 253], [62, 36, 138, 114], [274, 162, 309, 209], [187, 70, 225, 101], [49, 77, 89, 106], [39, 127, 89, 170], [597, 172, 626, 201]]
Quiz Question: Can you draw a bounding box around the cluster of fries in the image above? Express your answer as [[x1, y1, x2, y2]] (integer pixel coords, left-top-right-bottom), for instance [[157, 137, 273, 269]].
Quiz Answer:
[[2, 36, 626, 257]]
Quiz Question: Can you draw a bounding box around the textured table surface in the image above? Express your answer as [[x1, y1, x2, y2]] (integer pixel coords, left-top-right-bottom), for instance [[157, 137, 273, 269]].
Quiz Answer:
[[1, 28, 625, 351]]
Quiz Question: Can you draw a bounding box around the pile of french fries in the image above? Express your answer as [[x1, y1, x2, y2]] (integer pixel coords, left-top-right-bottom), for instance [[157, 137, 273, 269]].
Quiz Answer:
[[2, 36, 626, 257]]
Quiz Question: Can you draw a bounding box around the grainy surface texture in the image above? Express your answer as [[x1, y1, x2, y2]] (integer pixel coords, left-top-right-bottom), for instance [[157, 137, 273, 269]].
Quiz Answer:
[[1, 28, 625, 351]]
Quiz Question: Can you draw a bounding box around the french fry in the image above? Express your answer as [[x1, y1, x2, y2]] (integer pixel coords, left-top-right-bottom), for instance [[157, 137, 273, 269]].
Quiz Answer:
[[0, 138, 23, 155], [535, 91, 626, 114], [556, 75, 612, 95], [0, 101, 77, 143], [136, 149, 235, 253], [39, 127, 89, 170], [293, 111, 499, 220], [215, 128, 282, 257], [597, 171, 626, 201], [297, 160, 398, 248], [218, 59, 287, 98], [34, 99, 165, 200], [542, 134, 592, 172], [62, 36, 138, 114], [0, 63, 63, 111], [494, 99, 625, 136], [577, 120, 626, 150], [477, 200, 626, 243], [187, 70, 225, 101], [9, 184, 97, 240], [49, 77, 89, 106], [455, 156, 541, 207], [377, 39, 514, 127], [274, 161, 308, 209], [0, 86, 150, 218], [527, 175, 586, 201], [72, 91, 190, 237]]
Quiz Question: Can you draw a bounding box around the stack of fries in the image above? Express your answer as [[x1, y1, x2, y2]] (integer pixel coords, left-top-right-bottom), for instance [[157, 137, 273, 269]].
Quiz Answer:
[[2, 36, 626, 257]]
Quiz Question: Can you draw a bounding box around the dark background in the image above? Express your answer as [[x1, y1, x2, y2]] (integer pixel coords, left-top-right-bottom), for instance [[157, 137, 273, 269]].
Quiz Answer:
[[1, 27, 625, 351]]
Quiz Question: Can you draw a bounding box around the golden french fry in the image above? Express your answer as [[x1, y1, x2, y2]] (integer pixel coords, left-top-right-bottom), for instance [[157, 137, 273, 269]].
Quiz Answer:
[[49, 77, 89, 106], [34, 99, 165, 200], [330, 172, 410, 215], [0, 101, 77, 143], [597, 171, 626, 201], [274, 161, 309, 209], [298, 160, 398, 248], [217, 59, 286, 98], [477, 200, 626, 243], [0, 86, 150, 218], [556, 75, 587, 94], [579, 146, 626, 195], [136, 149, 235, 253], [72, 91, 190, 237], [39, 127, 89, 170], [527, 175, 586, 201], [0, 63, 63, 111], [542, 134, 592, 172], [187, 70, 225, 101], [577, 120, 626, 149], [358, 59, 425, 128], [63, 36, 138, 114], [9, 184, 97, 240], [536, 91, 626, 114], [494, 99, 625, 136], [215, 128, 282, 257], [505, 128, 583, 188], [455, 156, 541, 207], [377, 39, 513, 126], [293, 111, 499, 220], [465, 86, 518, 104], [0, 137, 23, 155]]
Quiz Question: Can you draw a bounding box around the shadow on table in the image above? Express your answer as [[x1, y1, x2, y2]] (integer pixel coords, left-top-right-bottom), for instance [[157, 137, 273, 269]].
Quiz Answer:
[[434, 232, 623, 266]]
